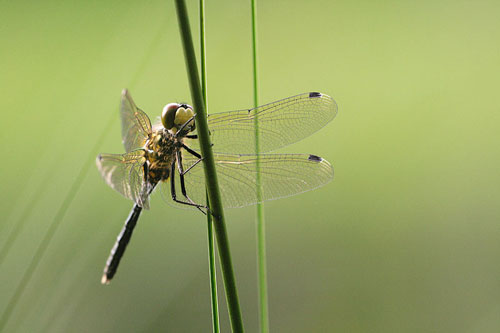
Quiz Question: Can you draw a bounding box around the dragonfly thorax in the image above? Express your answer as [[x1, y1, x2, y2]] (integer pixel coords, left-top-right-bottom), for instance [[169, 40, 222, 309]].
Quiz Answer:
[[145, 128, 178, 183]]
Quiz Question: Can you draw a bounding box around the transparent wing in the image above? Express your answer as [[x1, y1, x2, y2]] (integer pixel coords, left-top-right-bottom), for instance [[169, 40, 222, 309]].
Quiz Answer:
[[184, 92, 337, 154], [96, 150, 151, 209], [161, 151, 334, 209], [120, 89, 152, 152]]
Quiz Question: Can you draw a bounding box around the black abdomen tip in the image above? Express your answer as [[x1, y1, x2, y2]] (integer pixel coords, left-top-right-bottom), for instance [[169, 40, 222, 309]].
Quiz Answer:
[[309, 92, 322, 98], [308, 154, 323, 162]]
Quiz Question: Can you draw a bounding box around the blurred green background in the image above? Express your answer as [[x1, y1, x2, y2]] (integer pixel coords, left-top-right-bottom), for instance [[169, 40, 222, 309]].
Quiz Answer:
[[1, 0, 500, 331]]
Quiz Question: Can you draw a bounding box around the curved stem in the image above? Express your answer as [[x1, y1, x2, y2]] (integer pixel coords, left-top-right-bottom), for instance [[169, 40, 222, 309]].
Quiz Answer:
[[174, 0, 244, 331]]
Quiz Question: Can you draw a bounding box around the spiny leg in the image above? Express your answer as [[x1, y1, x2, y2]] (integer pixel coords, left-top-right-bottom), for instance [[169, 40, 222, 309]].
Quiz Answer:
[[179, 139, 215, 216], [170, 159, 206, 212], [182, 143, 201, 158], [176, 151, 207, 214], [180, 144, 203, 174]]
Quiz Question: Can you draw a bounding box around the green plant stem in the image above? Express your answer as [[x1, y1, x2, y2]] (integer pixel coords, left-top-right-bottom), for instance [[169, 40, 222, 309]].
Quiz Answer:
[[199, 0, 220, 331], [250, 1, 269, 332], [206, 193, 220, 333], [174, 0, 244, 331], [200, 0, 207, 105]]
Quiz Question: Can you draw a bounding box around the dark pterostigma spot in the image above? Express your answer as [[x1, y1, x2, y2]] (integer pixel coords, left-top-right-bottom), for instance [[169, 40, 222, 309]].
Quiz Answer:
[[308, 154, 323, 162], [309, 92, 322, 98]]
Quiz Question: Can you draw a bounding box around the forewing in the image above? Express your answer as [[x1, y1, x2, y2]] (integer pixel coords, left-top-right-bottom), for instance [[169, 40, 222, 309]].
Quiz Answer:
[[120, 89, 152, 152], [184, 92, 337, 154], [96, 150, 151, 209], [167, 151, 334, 209]]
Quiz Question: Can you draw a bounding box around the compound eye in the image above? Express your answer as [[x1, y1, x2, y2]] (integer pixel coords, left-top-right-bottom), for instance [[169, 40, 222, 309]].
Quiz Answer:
[[161, 103, 180, 129], [174, 105, 195, 128], [185, 105, 195, 131]]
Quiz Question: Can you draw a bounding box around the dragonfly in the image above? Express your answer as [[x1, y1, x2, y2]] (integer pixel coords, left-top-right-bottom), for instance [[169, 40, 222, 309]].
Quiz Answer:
[[96, 90, 337, 284]]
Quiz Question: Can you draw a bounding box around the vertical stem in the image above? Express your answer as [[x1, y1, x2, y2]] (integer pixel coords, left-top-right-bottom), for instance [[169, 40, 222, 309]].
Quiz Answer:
[[206, 194, 220, 333], [199, 1, 220, 332], [174, 0, 244, 331], [251, 1, 269, 332], [199, 0, 207, 104]]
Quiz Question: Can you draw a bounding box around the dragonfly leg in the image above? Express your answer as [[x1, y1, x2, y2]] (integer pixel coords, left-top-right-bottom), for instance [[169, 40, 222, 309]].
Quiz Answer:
[[178, 146, 219, 217], [182, 158, 202, 175], [184, 129, 211, 140], [170, 159, 207, 214], [181, 144, 204, 175], [176, 151, 207, 214], [181, 143, 201, 158]]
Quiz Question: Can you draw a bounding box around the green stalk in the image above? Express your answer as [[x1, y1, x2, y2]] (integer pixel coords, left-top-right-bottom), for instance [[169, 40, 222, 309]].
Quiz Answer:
[[250, 1, 269, 332], [205, 195, 220, 333], [174, 0, 244, 331], [199, 0, 220, 331]]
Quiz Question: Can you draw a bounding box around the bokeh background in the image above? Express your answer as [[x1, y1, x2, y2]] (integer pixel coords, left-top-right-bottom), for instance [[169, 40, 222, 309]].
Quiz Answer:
[[1, 0, 500, 331]]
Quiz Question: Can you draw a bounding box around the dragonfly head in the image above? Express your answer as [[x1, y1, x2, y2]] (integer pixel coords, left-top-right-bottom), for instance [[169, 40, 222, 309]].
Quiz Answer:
[[161, 103, 196, 135]]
